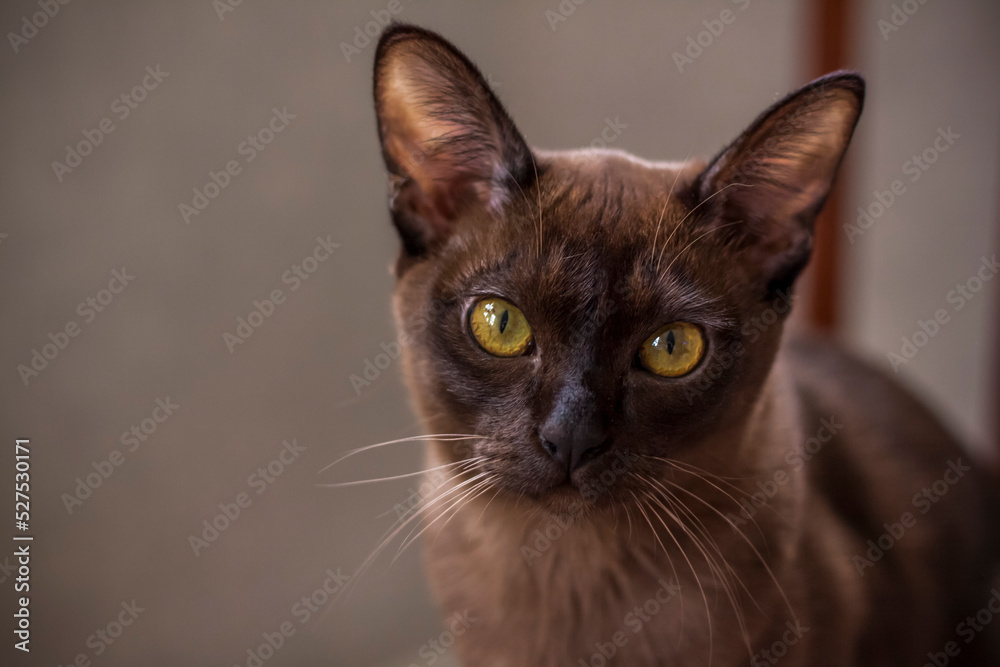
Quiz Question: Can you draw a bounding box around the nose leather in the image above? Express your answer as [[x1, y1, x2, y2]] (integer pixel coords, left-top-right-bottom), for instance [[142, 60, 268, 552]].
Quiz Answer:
[[539, 381, 609, 475]]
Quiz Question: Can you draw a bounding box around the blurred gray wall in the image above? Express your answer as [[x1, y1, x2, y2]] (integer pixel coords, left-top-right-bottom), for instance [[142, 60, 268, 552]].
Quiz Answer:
[[0, 1, 995, 665], [842, 0, 999, 457]]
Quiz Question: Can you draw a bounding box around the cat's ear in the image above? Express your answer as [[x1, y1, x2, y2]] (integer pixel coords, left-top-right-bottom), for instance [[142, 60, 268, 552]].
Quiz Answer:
[[694, 72, 864, 292], [373, 24, 534, 255]]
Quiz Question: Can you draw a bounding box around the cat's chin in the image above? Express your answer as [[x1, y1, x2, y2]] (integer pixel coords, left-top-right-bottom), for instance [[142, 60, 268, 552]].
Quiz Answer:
[[522, 480, 612, 519]]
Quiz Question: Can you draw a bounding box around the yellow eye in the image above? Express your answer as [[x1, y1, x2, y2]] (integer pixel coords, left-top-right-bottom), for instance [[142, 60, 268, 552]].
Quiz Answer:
[[639, 322, 705, 377], [469, 297, 532, 357]]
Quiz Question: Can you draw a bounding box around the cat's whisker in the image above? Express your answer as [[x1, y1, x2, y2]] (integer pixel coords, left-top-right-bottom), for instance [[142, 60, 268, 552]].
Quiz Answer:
[[657, 482, 763, 611], [655, 180, 752, 275], [393, 473, 500, 562], [644, 483, 731, 617], [642, 476, 732, 595], [648, 455, 755, 487], [647, 455, 758, 512], [331, 458, 487, 605], [623, 503, 635, 543], [317, 433, 486, 474], [425, 475, 499, 553], [656, 495, 733, 607], [628, 490, 685, 641], [643, 473, 749, 653], [650, 151, 692, 269], [629, 490, 676, 578], [640, 487, 714, 667], [644, 455, 770, 544], [648, 477, 736, 582], [654, 180, 747, 269], [653, 486, 759, 659], [659, 219, 747, 281], [332, 492, 440, 606], [371, 457, 484, 518], [660, 477, 798, 626], [317, 458, 474, 488], [496, 157, 544, 258], [473, 485, 504, 530], [655, 456, 782, 541], [532, 155, 543, 258], [394, 472, 497, 562], [390, 464, 493, 554], [646, 477, 754, 654]]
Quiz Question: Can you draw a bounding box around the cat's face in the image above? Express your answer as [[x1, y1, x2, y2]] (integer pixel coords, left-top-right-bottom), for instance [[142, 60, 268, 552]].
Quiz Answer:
[[373, 25, 863, 512]]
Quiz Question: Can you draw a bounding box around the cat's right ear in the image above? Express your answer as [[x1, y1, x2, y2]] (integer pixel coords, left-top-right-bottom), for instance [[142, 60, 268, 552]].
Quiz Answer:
[[373, 24, 534, 256]]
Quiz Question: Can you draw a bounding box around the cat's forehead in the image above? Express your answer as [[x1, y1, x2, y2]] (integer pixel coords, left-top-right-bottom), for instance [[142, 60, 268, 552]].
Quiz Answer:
[[534, 148, 705, 243], [470, 148, 709, 272], [436, 149, 726, 321]]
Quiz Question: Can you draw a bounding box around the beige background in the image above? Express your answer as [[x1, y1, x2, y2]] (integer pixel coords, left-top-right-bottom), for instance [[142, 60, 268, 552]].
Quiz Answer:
[[0, 1, 996, 665]]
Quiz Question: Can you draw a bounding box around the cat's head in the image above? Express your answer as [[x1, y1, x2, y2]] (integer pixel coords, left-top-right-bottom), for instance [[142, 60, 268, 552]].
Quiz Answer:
[[372, 24, 863, 512]]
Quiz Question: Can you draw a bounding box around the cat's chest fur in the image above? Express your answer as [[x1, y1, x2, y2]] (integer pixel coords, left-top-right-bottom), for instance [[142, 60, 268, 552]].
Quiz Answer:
[[422, 480, 814, 666], [424, 492, 699, 665]]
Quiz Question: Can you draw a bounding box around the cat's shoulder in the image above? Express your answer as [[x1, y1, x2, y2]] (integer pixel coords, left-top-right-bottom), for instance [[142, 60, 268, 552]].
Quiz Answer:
[[781, 331, 976, 473], [780, 330, 992, 499]]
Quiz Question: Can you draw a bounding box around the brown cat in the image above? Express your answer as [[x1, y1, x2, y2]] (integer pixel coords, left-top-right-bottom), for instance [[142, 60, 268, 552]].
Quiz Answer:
[[370, 23, 1000, 666]]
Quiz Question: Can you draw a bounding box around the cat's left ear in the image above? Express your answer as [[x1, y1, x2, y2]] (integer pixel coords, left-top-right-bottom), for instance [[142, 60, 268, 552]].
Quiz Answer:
[[694, 72, 864, 291], [373, 24, 534, 256]]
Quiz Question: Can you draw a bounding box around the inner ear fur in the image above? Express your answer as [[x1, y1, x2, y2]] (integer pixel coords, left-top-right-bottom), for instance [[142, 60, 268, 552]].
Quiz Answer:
[[373, 24, 534, 255], [694, 72, 865, 292]]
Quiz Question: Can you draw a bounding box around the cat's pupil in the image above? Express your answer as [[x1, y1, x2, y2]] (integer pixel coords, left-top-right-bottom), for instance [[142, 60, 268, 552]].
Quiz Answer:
[[499, 309, 509, 334], [666, 330, 675, 354]]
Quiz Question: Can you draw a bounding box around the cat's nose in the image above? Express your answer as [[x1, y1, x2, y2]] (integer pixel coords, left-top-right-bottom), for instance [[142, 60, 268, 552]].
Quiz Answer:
[[539, 420, 609, 475]]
